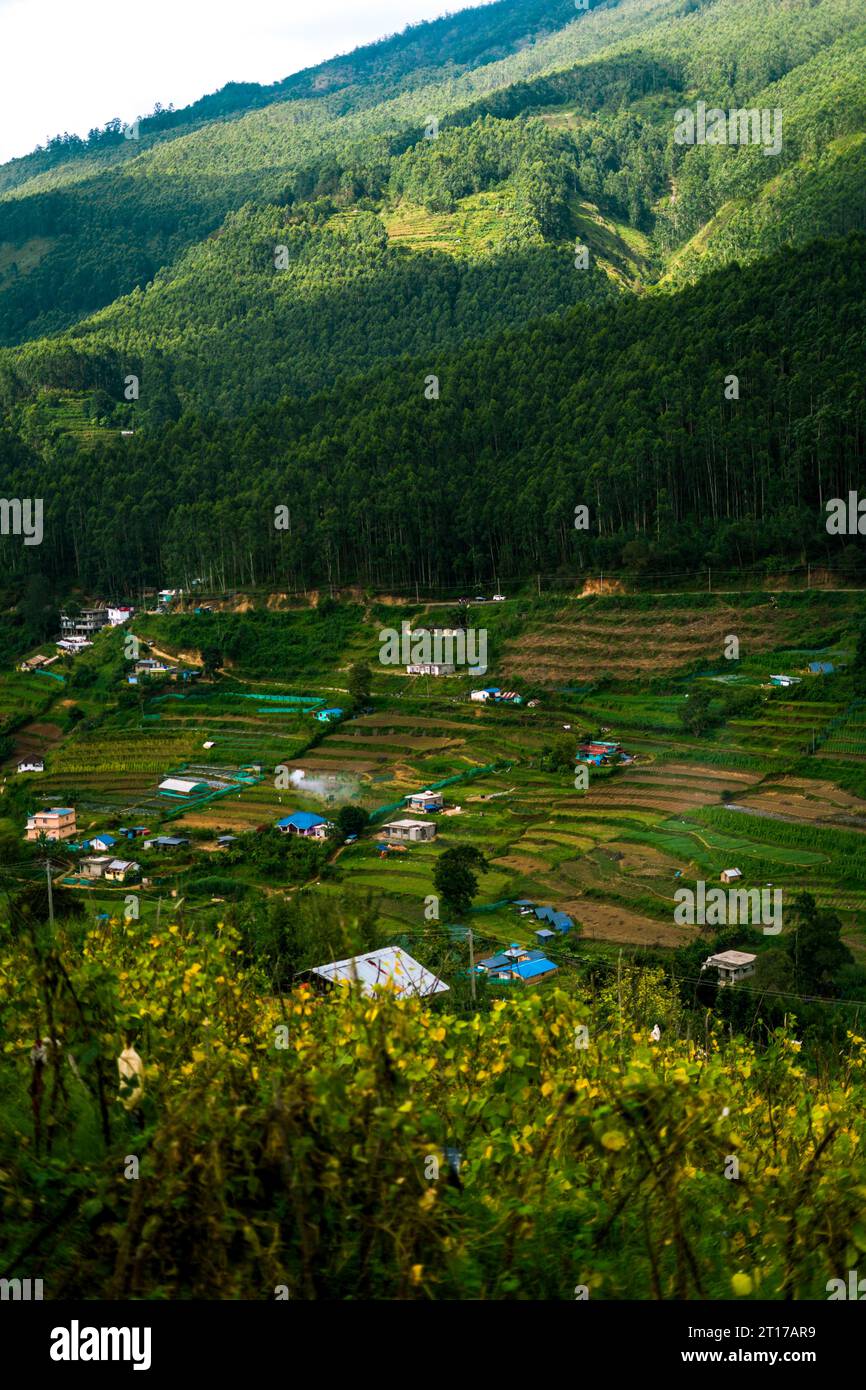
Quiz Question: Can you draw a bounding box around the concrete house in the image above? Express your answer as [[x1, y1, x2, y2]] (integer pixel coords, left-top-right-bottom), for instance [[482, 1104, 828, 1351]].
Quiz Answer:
[[406, 790, 444, 813], [87, 834, 117, 853], [25, 807, 76, 842], [60, 607, 109, 640], [406, 663, 456, 677], [104, 860, 141, 884], [275, 812, 332, 839], [136, 659, 174, 677], [703, 950, 757, 985], [80, 856, 112, 879], [380, 819, 437, 843]]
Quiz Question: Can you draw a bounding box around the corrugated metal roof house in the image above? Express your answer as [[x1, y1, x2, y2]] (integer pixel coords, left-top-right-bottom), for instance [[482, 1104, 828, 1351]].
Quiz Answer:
[[306, 946, 448, 999]]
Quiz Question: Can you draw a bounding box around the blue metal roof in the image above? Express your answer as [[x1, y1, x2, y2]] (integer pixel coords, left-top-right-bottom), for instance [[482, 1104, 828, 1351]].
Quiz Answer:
[[479, 953, 511, 970], [534, 906, 557, 923], [276, 812, 326, 830], [535, 928, 556, 939], [514, 958, 557, 980]]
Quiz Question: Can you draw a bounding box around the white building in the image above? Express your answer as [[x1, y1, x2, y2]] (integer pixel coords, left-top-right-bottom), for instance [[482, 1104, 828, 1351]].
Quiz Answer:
[[406, 663, 456, 677], [107, 605, 135, 626], [380, 819, 437, 843], [17, 757, 44, 773], [703, 950, 757, 986]]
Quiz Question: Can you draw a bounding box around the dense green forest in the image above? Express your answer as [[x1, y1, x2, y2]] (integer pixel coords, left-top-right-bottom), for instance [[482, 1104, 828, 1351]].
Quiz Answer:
[[0, 0, 864, 593], [0, 235, 863, 593]]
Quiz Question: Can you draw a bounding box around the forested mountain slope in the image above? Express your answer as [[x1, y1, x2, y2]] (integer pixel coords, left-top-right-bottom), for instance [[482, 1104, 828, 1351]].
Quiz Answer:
[[1, 234, 862, 594], [0, 0, 630, 343], [0, 0, 863, 592], [0, 0, 588, 199], [1, 0, 863, 391]]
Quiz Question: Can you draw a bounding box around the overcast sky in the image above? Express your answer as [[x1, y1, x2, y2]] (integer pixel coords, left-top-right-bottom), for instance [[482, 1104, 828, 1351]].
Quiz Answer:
[[0, 0, 495, 164]]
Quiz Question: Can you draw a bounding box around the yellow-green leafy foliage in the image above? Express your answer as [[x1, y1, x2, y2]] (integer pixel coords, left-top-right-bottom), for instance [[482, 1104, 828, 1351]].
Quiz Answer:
[[0, 919, 863, 1299]]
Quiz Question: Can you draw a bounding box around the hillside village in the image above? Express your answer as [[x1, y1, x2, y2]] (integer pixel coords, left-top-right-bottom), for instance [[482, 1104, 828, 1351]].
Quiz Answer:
[[2, 585, 864, 998], [1, 0, 866, 1312]]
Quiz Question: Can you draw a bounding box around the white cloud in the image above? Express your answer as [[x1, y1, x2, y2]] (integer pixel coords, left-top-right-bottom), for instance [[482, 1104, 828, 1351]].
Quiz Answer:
[[0, 0, 496, 163]]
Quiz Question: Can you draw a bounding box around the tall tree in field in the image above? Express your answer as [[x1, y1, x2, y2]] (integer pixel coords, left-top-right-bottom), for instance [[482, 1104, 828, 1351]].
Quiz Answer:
[[347, 662, 372, 705], [785, 893, 852, 995], [433, 845, 486, 917]]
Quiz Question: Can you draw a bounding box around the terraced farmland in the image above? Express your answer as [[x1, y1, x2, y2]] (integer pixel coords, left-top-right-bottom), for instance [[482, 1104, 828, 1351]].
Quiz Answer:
[[3, 592, 864, 962], [818, 701, 866, 762], [498, 593, 861, 683]]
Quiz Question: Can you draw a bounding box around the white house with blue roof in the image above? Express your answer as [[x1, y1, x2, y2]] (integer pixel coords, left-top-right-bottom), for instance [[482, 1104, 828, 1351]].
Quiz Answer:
[[275, 811, 333, 840]]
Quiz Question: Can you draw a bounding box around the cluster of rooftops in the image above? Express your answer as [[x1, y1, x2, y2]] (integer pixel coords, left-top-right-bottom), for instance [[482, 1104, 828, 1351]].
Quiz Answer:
[[473, 899, 576, 984]]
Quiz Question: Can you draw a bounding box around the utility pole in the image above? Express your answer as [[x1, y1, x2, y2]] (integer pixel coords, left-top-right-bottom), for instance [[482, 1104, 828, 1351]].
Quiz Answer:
[[807, 562, 811, 590], [45, 857, 55, 928], [708, 567, 712, 594], [468, 927, 476, 1002]]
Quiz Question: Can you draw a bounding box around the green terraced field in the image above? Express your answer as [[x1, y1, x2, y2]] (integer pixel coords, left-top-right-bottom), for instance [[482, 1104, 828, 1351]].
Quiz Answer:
[[2, 593, 864, 958]]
